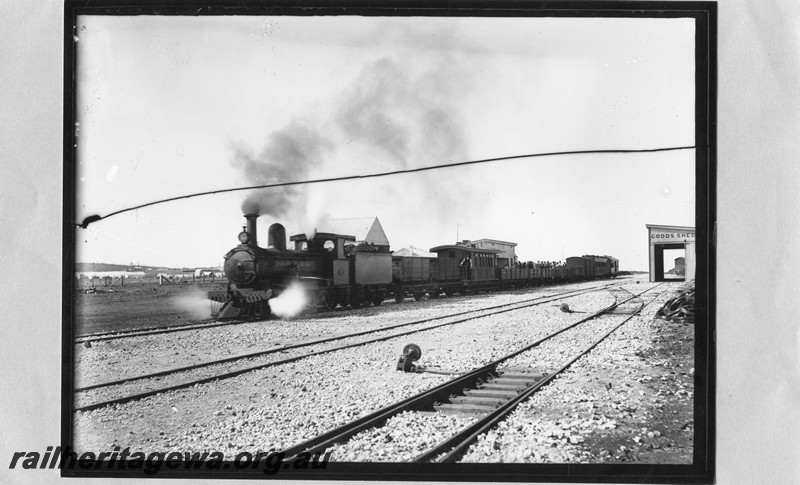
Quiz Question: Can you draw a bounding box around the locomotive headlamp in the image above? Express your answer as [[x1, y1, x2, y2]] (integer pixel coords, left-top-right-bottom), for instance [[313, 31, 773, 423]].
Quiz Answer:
[[238, 231, 250, 244]]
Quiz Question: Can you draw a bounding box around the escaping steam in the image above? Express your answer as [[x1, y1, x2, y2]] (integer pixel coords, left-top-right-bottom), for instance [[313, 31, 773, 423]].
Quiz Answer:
[[269, 282, 308, 319], [172, 288, 214, 320]]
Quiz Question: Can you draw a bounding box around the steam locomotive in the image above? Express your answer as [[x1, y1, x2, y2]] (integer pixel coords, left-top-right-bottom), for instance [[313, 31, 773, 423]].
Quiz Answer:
[[207, 213, 618, 319]]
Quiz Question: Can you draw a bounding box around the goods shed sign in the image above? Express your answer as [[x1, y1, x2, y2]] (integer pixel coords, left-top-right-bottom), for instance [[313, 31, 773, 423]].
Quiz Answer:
[[649, 227, 695, 243]]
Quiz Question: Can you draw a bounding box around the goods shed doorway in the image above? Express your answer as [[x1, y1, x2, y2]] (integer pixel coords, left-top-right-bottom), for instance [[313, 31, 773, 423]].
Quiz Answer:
[[646, 224, 696, 283], [655, 245, 686, 281]]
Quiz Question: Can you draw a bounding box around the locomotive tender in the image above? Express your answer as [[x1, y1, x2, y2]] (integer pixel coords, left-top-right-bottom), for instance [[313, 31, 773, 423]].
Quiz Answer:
[[208, 214, 618, 319]]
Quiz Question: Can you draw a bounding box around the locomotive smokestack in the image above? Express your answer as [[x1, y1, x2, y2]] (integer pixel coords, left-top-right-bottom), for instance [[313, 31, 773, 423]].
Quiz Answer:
[[244, 213, 258, 247], [268, 223, 287, 251]]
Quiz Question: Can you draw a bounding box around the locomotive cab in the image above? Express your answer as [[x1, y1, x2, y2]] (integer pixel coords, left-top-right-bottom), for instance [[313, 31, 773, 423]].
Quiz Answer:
[[290, 232, 354, 287], [289, 232, 392, 287], [291, 232, 354, 258]]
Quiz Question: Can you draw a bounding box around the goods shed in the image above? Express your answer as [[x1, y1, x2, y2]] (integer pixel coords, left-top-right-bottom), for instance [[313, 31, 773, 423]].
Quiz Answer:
[[646, 224, 695, 282]]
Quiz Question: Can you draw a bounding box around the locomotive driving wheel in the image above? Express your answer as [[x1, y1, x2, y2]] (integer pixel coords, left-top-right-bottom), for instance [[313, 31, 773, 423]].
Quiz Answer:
[[257, 300, 270, 318], [325, 292, 338, 310], [372, 288, 385, 306], [364, 288, 375, 307], [315, 291, 333, 311], [350, 289, 363, 309]]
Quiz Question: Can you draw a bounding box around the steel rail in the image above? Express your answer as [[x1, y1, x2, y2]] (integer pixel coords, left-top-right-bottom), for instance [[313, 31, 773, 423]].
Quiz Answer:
[[278, 283, 665, 460], [74, 284, 622, 409], [76, 318, 219, 339], [74, 318, 248, 344], [74, 283, 616, 393], [414, 289, 663, 463], [73, 280, 621, 344]]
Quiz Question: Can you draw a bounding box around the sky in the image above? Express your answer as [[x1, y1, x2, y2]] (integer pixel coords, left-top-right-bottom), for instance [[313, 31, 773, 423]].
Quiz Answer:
[[74, 14, 695, 270]]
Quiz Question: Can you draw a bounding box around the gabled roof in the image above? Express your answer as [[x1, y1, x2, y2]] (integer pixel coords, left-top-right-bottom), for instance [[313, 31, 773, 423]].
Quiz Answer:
[[316, 217, 390, 246], [393, 247, 437, 258]]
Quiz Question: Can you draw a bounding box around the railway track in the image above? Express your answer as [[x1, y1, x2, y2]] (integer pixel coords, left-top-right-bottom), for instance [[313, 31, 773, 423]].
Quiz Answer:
[[73, 279, 627, 345], [276, 282, 666, 463], [74, 317, 248, 345], [73, 282, 627, 412]]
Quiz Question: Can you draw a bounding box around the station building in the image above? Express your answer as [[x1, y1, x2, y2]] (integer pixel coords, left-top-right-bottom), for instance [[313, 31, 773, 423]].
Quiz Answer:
[[646, 224, 695, 282]]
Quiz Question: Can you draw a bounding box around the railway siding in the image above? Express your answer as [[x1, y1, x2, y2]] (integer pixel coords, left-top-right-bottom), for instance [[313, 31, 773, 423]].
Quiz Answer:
[[73, 284, 622, 455], [73, 281, 607, 385], [307, 283, 665, 461], [73, 279, 692, 465], [459, 285, 694, 463]]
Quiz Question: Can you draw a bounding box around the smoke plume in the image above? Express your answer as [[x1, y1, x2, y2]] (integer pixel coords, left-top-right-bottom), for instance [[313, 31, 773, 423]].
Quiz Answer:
[[231, 34, 476, 238], [337, 57, 469, 169], [232, 121, 331, 217], [330, 55, 473, 225]]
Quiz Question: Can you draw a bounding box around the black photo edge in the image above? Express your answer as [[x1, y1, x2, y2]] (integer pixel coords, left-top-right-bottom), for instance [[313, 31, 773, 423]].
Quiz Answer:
[[61, 1, 717, 482]]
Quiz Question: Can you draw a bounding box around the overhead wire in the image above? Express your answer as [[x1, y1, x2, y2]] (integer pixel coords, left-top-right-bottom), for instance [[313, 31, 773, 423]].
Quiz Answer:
[[76, 145, 696, 228]]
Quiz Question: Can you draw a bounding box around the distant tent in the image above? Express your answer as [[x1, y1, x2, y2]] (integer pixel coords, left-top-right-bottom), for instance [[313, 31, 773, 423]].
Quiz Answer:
[[393, 247, 436, 258], [316, 217, 390, 246]]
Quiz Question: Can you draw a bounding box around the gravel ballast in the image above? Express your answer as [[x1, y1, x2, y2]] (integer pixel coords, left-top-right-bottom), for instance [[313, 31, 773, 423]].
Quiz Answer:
[[308, 283, 669, 462], [326, 411, 478, 462], [459, 283, 694, 464], [73, 282, 630, 457], [74, 286, 616, 406], [73, 279, 691, 465], [74, 281, 606, 385]]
